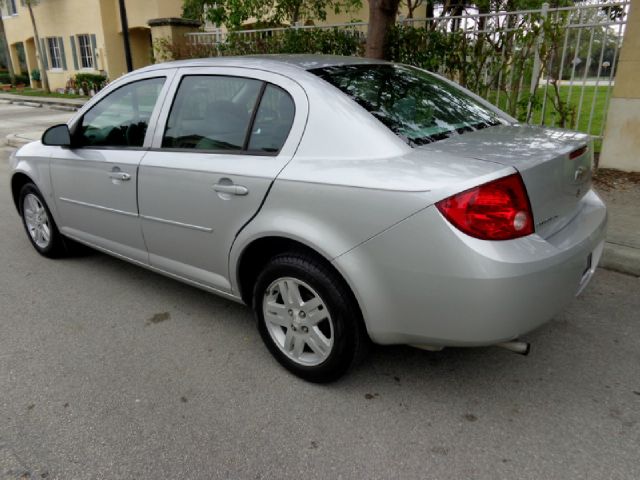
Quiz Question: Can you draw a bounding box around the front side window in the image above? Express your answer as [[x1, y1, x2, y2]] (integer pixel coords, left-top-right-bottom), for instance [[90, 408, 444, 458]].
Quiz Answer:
[[311, 64, 504, 146], [163, 75, 262, 151], [77, 34, 94, 69], [76, 77, 165, 148], [47, 37, 62, 69]]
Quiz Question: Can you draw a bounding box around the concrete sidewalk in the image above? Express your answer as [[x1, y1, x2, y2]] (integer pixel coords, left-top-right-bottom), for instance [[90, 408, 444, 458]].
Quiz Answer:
[[596, 173, 640, 277], [3, 124, 639, 278]]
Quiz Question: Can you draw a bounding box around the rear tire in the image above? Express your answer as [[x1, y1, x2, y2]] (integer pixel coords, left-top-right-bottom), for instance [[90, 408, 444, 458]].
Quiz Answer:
[[253, 252, 368, 383], [18, 183, 67, 258]]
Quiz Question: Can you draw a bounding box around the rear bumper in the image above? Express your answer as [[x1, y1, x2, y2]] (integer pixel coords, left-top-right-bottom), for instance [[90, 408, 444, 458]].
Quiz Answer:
[[333, 189, 607, 346]]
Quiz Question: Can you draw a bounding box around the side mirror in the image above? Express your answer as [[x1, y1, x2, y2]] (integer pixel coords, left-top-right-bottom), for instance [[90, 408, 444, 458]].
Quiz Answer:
[[42, 124, 72, 147]]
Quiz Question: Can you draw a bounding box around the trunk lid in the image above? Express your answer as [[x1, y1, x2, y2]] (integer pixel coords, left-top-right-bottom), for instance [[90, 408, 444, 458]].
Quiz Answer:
[[418, 125, 593, 238]]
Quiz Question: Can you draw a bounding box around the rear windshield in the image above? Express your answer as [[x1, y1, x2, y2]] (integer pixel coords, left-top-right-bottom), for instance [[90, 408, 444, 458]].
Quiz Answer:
[[310, 64, 504, 146]]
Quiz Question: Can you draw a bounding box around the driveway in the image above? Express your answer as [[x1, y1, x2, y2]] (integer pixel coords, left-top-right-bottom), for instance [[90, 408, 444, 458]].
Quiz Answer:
[[0, 104, 639, 480]]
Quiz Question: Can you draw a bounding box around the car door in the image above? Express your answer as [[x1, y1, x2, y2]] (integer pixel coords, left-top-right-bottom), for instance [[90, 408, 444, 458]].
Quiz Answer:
[[139, 67, 308, 293], [50, 71, 175, 263]]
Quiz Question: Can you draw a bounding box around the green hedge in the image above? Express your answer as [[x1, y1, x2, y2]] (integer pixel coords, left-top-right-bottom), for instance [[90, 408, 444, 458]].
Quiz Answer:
[[155, 28, 365, 60], [222, 28, 364, 56], [74, 73, 108, 91], [0, 72, 30, 85]]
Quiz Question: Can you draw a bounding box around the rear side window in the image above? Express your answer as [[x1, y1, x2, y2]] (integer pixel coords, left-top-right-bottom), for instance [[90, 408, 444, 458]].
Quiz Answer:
[[248, 84, 295, 153], [162, 75, 262, 151], [76, 77, 165, 148], [311, 64, 503, 146]]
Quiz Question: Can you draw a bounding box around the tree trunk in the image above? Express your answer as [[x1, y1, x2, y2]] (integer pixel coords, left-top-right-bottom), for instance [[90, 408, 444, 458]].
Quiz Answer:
[[425, 0, 433, 18], [366, 0, 401, 59], [425, 0, 435, 30], [440, 0, 451, 17], [406, 0, 424, 20], [291, 1, 301, 24], [406, 0, 423, 19], [450, 1, 464, 32], [27, 2, 49, 92], [0, 15, 16, 85]]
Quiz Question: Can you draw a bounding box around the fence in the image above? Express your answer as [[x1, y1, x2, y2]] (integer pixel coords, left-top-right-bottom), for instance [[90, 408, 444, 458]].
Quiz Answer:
[[185, 2, 630, 145], [186, 22, 368, 47]]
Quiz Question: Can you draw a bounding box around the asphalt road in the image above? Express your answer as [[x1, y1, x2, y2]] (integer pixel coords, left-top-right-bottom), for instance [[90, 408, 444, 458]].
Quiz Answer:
[[1, 105, 639, 480], [0, 102, 72, 144]]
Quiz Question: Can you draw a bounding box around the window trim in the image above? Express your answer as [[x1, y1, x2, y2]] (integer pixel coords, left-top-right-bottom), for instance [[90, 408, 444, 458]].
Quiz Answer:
[[71, 76, 168, 151], [46, 37, 63, 70], [160, 74, 296, 157], [148, 146, 280, 157], [77, 34, 94, 70], [4, 0, 17, 16]]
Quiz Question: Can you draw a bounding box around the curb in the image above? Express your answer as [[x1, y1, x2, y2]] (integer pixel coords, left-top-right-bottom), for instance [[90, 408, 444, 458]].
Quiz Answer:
[[0, 94, 84, 110], [15, 101, 43, 108], [600, 242, 640, 277], [5, 134, 35, 148], [50, 105, 80, 112]]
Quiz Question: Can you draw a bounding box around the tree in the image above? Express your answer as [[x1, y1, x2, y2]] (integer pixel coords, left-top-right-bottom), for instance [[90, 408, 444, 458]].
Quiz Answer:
[[25, 0, 49, 92], [0, 0, 17, 85], [183, 0, 362, 30], [405, 0, 424, 19], [366, 0, 401, 59]]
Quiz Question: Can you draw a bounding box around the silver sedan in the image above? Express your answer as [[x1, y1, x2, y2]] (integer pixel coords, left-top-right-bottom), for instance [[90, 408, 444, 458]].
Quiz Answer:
[[9, 55, 607, 382]]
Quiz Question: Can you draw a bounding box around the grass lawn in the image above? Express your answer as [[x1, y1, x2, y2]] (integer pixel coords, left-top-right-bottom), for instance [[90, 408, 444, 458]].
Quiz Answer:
[[0, 87, 87, 100], [489, 85, 612, 152]]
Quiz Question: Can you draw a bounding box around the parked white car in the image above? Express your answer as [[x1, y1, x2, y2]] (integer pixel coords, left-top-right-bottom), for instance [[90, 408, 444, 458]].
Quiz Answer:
[[10, 55, 607, 381]]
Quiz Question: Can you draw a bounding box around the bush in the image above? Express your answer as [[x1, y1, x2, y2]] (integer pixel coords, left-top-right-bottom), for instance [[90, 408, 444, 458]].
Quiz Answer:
[[74, 73, 108, 92], [30, 69, 40, 82], [0, 72, 30, 85], [155, 28, 364, 61], [224, 28, 364, 56], [384, 25, 450, 72]]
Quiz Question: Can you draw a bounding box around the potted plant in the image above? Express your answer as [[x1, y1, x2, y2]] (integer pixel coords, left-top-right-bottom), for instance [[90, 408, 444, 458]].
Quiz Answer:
[[75, 73, 108, 97], [30, 69, 41, 89], [65, 77, 77, 95]]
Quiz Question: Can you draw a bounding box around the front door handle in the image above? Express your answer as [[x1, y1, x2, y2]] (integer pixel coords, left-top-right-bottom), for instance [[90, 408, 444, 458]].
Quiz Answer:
[[213, 183, 249, 196], [109, 172, 131, 181]]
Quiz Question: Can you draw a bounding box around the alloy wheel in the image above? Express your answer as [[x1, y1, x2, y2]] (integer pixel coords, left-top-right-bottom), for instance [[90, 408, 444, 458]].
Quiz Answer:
[[23, 193, 51, 249], [262, 277, 334, 366]]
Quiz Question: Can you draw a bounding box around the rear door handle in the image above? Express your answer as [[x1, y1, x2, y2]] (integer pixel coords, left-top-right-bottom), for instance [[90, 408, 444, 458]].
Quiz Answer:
[[213, 184, 249, 196], [109, 172, 131, 181]]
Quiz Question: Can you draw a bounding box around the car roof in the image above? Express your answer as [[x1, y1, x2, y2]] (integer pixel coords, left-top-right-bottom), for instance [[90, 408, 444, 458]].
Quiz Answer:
[[135, 54, 389, 75]]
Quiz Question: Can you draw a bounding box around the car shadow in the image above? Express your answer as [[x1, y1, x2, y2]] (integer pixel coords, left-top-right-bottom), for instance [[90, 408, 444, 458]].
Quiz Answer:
[[64, 247, 616, 409]]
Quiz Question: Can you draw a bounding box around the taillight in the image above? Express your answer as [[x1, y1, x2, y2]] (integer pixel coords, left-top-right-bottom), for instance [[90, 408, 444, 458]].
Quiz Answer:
[[569, 145, 587, 160], [436, 173, 534, 241]]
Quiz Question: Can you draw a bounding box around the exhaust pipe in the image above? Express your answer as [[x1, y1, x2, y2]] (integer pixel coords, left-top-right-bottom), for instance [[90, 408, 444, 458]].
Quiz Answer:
[[496, 341, 530, 356], [410, 344, 444, 352]]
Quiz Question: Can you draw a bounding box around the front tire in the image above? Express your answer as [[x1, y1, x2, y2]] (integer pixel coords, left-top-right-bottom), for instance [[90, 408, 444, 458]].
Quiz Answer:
[[253, 252, 367, 382], [19, 183, 67, 258]]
